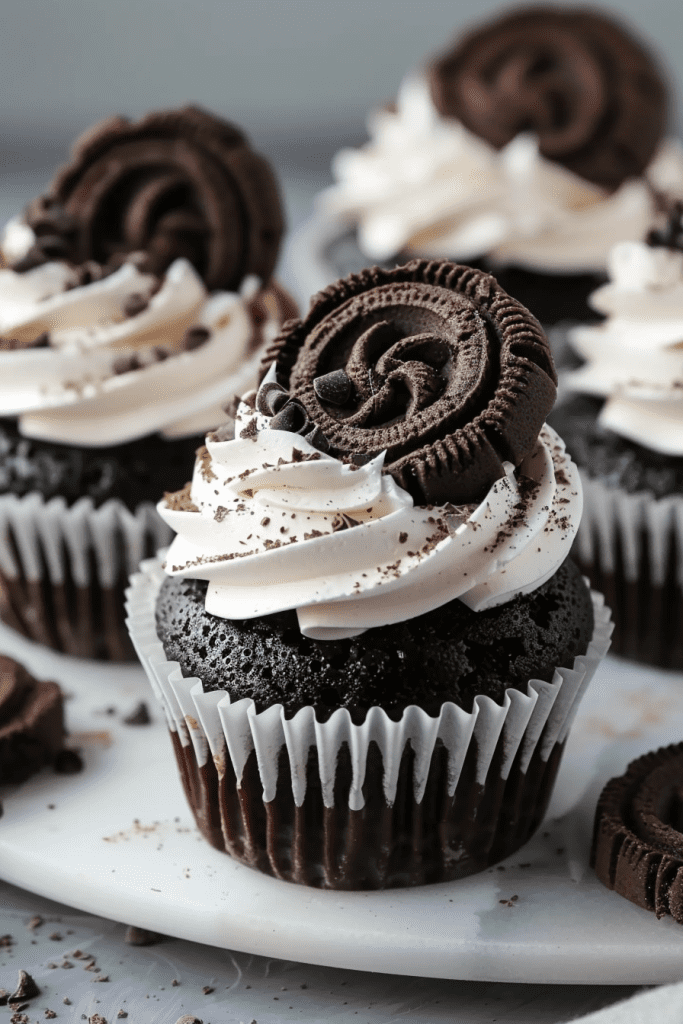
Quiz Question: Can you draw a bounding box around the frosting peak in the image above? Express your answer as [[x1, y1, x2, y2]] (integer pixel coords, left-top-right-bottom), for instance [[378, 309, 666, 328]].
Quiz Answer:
[[0, 243, 285, 447], [568, 234, 683, 454], [321, 74, 683, 274], [161, 401, 581, 638]]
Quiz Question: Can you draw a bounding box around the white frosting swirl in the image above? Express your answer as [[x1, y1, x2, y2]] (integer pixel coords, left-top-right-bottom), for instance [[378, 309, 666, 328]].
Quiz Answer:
[[320, 75, 683, 275], [568, 241, 683, 454], [0, 222, 284, 447], [160, 402, 582, 639]]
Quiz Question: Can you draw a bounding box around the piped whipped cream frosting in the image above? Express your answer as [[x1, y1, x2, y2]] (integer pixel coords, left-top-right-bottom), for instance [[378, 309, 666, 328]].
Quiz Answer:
[[160, 399, 582, 640], [568, 241, 683, 455], [0, 220, 283, 447], [320, 75, 683, 275]]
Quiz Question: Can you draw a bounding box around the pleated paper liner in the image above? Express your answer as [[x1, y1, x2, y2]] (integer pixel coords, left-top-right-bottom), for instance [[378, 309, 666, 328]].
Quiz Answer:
[[0, 492, 171, 661], [127, 557, 612, 890], [574, 476, 683, 670]]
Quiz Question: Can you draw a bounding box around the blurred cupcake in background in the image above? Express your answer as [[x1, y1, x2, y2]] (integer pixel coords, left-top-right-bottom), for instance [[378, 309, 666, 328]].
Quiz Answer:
[[305, 5, 683, 366], [0, 106, 296, 660], [551, 204, 683, 668]]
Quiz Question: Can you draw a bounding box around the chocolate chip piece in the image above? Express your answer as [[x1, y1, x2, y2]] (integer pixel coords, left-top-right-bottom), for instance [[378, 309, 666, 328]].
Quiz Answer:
[[182, 326, 210, 351], [122, 702, 151, 726], [112, 354, 142, 375], [256, 380, 289, 417], [303, 424, 329, 453], [124, 924, 162, 945], [270, 399, 308, 434], [9, 971, 39, 1003], [313, 369, 353, 405], [331, 513, 361, 531], [123, 293, 149, 318], [53, 749, 83, 774]]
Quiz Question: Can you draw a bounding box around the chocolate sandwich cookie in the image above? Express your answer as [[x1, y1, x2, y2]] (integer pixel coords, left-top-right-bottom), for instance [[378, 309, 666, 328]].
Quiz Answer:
[[592, 744, 683, 922], [430, 5, 667, 192], [0, 656, 64, 785], [265, 259, 557, 505], [19, 106, 284, 291]]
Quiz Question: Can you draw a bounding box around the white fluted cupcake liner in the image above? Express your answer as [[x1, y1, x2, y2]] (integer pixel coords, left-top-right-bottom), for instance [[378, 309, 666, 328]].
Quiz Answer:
[[0, 490, 171, 660], [126, 556, 611, 888], [574, 476, 683, 668]]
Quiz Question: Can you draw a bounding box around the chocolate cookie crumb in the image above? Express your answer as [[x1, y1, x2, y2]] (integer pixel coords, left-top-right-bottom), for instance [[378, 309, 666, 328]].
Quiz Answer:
[[122, 703, 151, 727], [9, 971, 39, 1003], [53, 750, 83, 774], [124, 925, 161, 945]]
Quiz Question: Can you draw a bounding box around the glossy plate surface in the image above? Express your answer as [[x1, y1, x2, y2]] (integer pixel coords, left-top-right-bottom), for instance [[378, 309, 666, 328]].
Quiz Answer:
[[1, 621, 683, 984]]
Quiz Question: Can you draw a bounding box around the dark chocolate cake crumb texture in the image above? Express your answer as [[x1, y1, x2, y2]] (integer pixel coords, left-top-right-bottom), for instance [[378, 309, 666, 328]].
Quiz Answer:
[[156, 557, 593, 722], [429, 5, 667, 191], [0, 417, 205, 511], [265, 259, 557, 505], [15, 106, 284, 291], [593, 743, 683, 922], [122, 701, 151, 726]]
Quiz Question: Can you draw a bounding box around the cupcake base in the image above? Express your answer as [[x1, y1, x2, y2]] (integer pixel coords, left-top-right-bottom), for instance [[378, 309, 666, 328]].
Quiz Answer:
[[0, 569, 135, 662], [0, 492, 171, 661], [572, 476, 683, 671], [171, 722, 565, 888], [127, 558, 611, 890]]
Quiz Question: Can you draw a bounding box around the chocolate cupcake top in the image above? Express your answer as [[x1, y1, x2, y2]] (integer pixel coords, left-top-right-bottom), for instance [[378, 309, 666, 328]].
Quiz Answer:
[[321, 8, 682, 275], [267, 260, 556, 505], [592, 743, 683, 923], [430, 6, 667, 192], [0, 107, 292, 448], [566, 204, 683, 457], [160, 260, 582, 639]]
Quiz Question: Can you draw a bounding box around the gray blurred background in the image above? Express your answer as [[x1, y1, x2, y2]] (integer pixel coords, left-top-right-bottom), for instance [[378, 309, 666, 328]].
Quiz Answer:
[[1, 0, 682, 295]]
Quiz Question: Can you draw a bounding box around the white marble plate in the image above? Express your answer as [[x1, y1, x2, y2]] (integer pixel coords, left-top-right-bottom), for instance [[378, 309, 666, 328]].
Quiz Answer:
[[2, 621, 683, 985]]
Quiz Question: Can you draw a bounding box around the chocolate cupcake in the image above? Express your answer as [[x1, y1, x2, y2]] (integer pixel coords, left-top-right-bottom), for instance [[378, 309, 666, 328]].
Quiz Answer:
[[0, 106, 296, 660], [592, 744, 683, 923], [307, 6, 682, 367], [127, 259, 611, 889], [550, 206, 683, 669]]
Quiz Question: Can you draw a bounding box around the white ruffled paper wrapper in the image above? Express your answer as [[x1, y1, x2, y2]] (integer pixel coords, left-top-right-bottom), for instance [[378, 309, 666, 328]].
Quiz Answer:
[[574, 475, 683, 667], [126, 555, 611, 886], [0, 490, 172, 659]]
